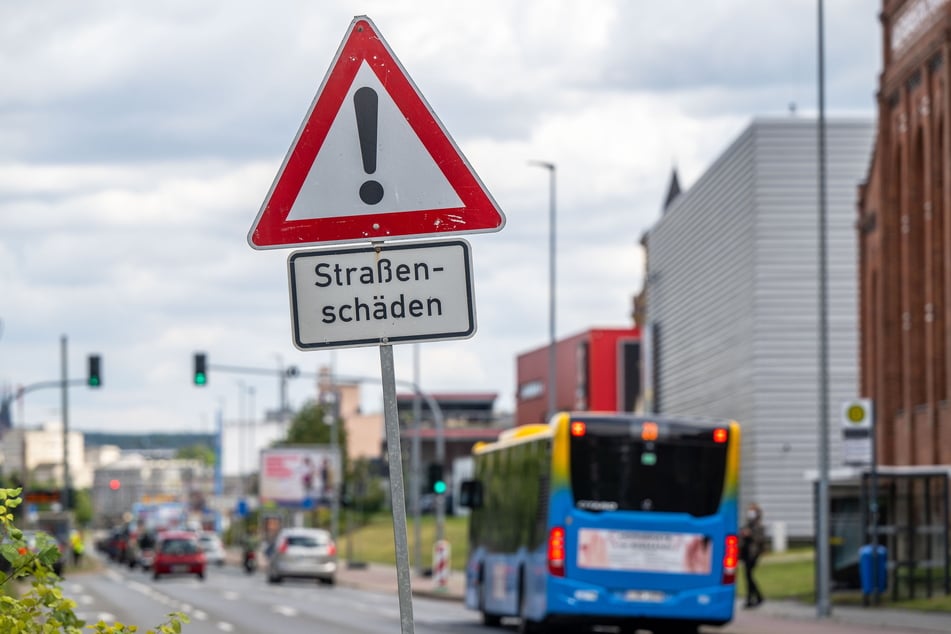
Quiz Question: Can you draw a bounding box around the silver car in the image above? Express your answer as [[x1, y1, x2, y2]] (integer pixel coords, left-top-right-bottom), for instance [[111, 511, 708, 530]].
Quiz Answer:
[[266, 527, 337, 585]]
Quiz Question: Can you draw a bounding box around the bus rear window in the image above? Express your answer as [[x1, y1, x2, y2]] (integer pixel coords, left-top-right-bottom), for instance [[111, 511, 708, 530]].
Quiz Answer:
[[569, 420, 728, 517]]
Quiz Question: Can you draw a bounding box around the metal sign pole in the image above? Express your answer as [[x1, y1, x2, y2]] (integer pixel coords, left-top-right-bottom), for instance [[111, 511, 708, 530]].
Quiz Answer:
[[380, 343, 415, 633]]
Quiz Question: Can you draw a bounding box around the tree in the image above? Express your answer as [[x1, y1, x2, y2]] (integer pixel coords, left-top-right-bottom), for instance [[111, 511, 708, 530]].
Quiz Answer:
[[284, 399, 346, 446], [72, 489, 94, 527], [283, 399, 350, 497], [176, 444, 215, 467], [0, 488, 187, 633]]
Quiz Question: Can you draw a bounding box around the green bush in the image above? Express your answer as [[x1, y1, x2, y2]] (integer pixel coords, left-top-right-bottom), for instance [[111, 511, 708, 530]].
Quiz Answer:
[[0, 487, 188, 633]]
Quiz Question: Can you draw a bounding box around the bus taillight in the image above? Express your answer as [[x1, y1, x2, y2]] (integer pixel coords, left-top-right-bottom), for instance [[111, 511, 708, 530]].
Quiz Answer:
[[570, 421, 586, 437], [722, 535, 738, 584], [547, 526, 566, 577], [713, 428, 728, 443], [641, 421, 659, 441]]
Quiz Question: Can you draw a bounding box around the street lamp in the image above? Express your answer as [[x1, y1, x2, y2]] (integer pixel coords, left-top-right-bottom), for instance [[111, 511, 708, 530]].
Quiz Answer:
[[529, 160, 557, 420]]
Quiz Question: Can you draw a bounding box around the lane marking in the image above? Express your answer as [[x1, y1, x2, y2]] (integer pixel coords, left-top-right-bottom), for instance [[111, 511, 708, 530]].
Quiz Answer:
[[273, 604, 299, 617]]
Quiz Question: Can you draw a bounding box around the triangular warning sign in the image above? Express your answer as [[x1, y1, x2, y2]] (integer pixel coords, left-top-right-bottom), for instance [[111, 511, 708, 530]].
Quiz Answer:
[[248, 16, 506, 249]]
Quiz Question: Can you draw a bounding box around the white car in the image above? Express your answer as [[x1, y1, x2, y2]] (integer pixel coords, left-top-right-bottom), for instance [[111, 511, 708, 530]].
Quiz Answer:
[[196, 532, 226, 567]]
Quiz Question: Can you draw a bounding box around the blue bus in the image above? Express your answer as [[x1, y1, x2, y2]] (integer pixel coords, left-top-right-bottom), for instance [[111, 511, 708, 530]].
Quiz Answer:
[[460, 412, 741, 633]]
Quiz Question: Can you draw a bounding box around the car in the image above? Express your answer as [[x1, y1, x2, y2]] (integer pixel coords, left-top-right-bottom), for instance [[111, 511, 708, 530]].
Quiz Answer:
[[151, 531, 205, 581], [21, 530, 65, 576], [266, 527, 337, 585], [196, 532, 226, 567]]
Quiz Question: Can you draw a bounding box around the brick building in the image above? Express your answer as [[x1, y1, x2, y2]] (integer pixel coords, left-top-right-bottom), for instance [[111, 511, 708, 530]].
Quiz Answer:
[[858, 0, 951, 466]]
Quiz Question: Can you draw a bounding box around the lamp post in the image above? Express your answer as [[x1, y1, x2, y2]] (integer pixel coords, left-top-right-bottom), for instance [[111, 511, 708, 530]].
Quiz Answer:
[[529, 160, 557, 420], [816, 0, 832, 618]]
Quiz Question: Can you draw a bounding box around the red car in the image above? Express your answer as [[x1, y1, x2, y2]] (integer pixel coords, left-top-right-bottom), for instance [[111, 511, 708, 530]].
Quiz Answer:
[[152, 531, 205, 581]]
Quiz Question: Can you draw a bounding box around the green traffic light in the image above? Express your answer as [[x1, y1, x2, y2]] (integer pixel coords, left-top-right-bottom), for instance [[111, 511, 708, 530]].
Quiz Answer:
[[433, 481, 447, 495], [88, 377, 100, 387], [194, 373, 207, 386]]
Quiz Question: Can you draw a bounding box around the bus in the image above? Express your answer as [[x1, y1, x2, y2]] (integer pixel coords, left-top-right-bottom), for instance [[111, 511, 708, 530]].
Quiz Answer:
[[459, 412, 741, 634]]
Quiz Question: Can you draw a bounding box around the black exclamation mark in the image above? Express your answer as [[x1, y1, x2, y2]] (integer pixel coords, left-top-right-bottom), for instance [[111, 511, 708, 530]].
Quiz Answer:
[[354, 86, 384, 205]]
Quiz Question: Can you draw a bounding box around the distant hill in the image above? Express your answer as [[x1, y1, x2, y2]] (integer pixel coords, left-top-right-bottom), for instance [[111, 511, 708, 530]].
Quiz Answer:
[[84, 432, 215, 451]]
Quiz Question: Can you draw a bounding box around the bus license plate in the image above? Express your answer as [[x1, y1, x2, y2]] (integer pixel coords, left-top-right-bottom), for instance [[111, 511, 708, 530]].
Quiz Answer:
[[625, 590, 665, 603]]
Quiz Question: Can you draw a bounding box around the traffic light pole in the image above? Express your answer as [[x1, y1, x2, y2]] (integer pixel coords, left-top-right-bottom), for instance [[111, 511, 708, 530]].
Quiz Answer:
[[61, 335, 71, 511], [200, 361, 300, 421], [299, 368, 447, 570]]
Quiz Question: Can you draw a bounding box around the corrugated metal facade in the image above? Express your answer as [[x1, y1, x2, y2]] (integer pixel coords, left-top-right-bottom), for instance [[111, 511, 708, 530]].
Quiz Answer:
[[644, 118, 874, 538]]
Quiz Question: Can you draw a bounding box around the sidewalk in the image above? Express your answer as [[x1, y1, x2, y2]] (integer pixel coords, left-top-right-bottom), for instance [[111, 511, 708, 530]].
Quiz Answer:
[[336, 561, 465, 601], [336, 561, 951, 632], [752, 598, 951, 633]]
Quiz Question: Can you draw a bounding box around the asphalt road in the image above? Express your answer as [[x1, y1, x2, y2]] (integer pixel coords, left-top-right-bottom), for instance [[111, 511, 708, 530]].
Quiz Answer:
[[62, 557, 948, 634]]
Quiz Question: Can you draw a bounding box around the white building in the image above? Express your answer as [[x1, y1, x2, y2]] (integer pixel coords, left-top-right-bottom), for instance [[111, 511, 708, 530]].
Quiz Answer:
[[0, 420, 89, 488], [641, 117, 874, 539]]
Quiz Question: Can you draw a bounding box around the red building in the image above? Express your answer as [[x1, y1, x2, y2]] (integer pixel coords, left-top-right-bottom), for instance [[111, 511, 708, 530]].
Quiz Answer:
[[858, 0, 951, 466], [515, 327, 641, 425]]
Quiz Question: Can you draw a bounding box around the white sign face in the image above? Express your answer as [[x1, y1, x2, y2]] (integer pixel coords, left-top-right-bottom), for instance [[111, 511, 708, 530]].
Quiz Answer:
[[288, 239, 475, 349]]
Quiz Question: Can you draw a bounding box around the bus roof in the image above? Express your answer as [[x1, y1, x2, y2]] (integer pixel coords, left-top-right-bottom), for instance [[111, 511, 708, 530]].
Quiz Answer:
[[473, 422, 552, 454]]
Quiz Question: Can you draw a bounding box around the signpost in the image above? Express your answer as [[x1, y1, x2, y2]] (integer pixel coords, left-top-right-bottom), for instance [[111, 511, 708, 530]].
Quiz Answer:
[[247, 16, 504, 634]]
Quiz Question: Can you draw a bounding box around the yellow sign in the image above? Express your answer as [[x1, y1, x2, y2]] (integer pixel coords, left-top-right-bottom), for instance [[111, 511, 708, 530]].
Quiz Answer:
[[846, 404, 866, 424], [840, 399, 873, 430]]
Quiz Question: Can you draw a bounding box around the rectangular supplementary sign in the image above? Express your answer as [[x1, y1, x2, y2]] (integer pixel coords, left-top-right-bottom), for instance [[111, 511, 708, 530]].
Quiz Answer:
[[288, 239, 475, 349]]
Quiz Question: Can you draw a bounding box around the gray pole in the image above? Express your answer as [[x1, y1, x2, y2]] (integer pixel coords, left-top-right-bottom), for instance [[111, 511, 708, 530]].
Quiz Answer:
[[816, 0, 832, 618], [412, 344, 422, 576], [530, 161, 557, 420], [237, 380, 246, 498], [434, 382, 445, 546], [329, 354, 340, 542], [248, 385, 256, 499], [60, 335, 70, 510], [870, 404, 880, 604], [380, 343, 415, 633]]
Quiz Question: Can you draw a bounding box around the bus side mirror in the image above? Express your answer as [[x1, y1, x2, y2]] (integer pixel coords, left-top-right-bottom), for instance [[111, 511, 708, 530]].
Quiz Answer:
[[459, 480, 483, 509]]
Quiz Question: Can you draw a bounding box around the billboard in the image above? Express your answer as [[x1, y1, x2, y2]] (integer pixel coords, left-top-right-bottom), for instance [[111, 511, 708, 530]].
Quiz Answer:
[[259, 446, 342, 508]]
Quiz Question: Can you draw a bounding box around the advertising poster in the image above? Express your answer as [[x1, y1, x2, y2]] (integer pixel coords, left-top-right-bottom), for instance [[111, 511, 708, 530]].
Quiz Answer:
[[577, 528, 712, 575], [259, 446, 342, 508]]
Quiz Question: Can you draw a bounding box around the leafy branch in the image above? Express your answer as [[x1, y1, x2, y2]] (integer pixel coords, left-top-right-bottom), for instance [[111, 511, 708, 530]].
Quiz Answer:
[[0, 487, 188, 633]]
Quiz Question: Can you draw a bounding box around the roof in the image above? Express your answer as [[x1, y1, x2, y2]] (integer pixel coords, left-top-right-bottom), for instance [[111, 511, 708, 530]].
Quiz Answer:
[[662, 167, 681, 212], [400, 427, 503, 441], [396, 392, 497, 402]]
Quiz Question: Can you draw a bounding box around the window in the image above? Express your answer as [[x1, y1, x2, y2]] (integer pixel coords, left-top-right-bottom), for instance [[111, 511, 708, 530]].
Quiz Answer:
[[570, 420, 728, 517]]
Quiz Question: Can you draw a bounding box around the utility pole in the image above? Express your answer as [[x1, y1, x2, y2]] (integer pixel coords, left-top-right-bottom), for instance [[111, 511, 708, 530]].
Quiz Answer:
[[60, 335, 70, 510], [412, 344, 422, 576], [529, 160, 558, 420]]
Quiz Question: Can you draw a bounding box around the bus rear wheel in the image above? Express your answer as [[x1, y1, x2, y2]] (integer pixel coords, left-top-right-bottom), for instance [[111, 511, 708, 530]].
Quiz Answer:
[[517, 573, 539, 634], [479, 579, 501, 627]]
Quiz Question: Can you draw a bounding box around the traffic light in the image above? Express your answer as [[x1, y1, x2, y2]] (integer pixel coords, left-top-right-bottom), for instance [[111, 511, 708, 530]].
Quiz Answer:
[[87, 354, 102, 388], [427, 463, 446, 495], [193, 353, 207, 386]]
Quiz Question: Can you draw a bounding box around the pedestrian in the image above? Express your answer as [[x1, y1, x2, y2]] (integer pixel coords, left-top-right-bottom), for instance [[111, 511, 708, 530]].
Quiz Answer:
[[70, 528, 85, 567], [740, 502, 766, 607]]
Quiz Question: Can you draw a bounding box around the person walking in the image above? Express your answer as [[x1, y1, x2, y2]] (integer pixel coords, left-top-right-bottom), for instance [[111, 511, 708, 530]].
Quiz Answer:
[[70, 528, 85, 567], [740, 502, 766, 607]]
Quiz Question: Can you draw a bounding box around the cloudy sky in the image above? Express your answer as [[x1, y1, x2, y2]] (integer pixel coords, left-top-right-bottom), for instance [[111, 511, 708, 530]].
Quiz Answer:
[[1, 0, 881, 435]]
